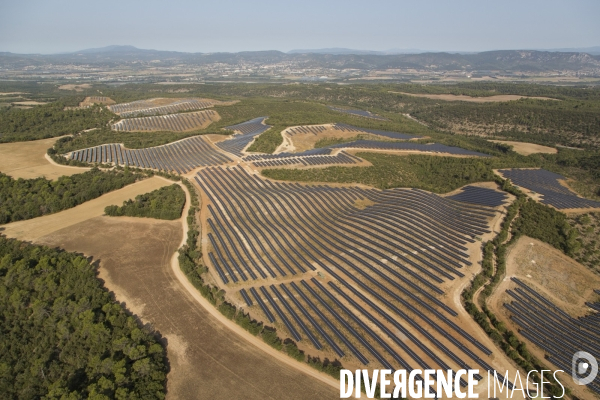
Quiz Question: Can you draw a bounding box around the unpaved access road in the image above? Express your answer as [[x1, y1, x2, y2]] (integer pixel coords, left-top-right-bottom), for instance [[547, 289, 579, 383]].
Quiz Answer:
[[2, 178, 339, 399]]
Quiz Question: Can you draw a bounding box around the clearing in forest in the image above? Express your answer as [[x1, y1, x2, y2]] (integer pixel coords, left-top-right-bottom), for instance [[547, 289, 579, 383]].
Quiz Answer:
[[0, 137, 90, 180], [489, 140, 557, 156], [391, 92, 558, 102], [79, 96, 116, 107]]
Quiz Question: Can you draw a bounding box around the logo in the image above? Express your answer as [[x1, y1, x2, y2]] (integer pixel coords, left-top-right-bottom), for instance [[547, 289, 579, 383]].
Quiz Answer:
[[572, 351, 598, 386]]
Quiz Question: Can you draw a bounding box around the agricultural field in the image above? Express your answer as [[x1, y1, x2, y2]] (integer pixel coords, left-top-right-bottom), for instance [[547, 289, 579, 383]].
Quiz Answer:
[[112, 109, 219, 132], [0, 136, 90, 179]]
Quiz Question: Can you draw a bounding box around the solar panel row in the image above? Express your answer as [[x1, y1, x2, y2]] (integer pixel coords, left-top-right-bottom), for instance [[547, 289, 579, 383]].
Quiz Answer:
[[108, 98, 215, 117], [194, 166, 500, 373], [68, 136, 232, 174], [111, 110, 218, 132], [503, 278, 600, 394], [499, 169, 600, 210]]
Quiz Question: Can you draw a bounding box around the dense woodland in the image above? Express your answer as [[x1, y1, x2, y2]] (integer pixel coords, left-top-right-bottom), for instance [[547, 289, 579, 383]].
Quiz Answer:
[[0, 168, 145, 224], [105, 184, 185, 220], [0, 236, 167, 398], [0, 102, 115, 143]]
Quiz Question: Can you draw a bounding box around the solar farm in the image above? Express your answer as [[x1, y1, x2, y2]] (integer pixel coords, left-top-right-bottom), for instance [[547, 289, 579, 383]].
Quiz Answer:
[[111, 110, 219, 132], [107, 97, 220, 117], [216, 117, 272, 156], [499, 168, 600, 210], [328, 106, 388, 121], [194, 165, 514, 375], [67, 136, 232, 174], [503, 278, 600, 394]]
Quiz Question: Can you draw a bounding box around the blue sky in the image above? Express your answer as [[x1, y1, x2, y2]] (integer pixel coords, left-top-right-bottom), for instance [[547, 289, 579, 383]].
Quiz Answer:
[[1, 0, 599, 54]]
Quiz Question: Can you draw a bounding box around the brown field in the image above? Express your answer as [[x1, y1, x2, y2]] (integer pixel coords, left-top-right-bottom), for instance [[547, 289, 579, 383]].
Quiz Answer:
[[489, 140, 557, 156], [0, 177, 171, 242], [391, 91, 557, 102], [487, 236, 600, 399], [11, 195, 340, 400], [0, 137, 91, 180], [11, 100, 47, 106], [79, 96, 116, 107], [58, 83, 92, 92]]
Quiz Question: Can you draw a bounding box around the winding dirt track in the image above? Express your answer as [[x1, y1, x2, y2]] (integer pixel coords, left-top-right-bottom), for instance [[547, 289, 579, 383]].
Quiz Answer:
[[2, 178, 339, 399]]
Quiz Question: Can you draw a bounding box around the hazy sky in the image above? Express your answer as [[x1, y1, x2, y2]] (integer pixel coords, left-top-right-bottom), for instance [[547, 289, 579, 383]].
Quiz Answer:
[[1, 0, 599, 54]]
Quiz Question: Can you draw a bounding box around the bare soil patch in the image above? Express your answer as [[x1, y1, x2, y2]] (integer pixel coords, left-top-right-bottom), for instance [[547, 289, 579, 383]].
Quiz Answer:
[[489, 236, 600, 316], [11, 101, 47, 106], [33, 216, 338, 400], [488, 140, 557, 156], [0, 177, 171, 242], [0, 137, 91, 180], [486, 236, 600, 399], [79, 96, 116, 107], [391, 92, 558, 102], [58, 84, 92, 92]]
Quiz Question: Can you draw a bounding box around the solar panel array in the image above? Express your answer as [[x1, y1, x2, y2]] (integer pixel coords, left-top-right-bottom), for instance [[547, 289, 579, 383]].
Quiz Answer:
[[447, 186, 509, 207], [111, 110, 218, 132], [108, 98, 216, 117], [68, 136, 232, 174], [195, 166, 504, 374], [286, 125, 328, 136], [499, 169, 600, 210], [328, 106, 388, 121], [252, 151, 361, 168], [327, 139, 492, 157], [504, 278, 600, 394], [216, 117, 271, 157]]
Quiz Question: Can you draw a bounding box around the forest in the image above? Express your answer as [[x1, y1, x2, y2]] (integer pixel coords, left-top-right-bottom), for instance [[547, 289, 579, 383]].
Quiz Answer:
[[0, 101, 115, 143], [0, 236, 167, 398], [105, 184, 185, 220], [0, 168, 146, 224]]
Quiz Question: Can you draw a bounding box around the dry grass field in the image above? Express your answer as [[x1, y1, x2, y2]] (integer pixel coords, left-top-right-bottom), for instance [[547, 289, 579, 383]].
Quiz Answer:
[[0, 137, 91, 180], [391, 92, 557, 102], [28, 216, 338, 399], [488, 140, 557, 156], [79, 96, 116, 107], [0, 177, 171, 242], [58, 84, 92, 92], [487, 236, 600, 399]]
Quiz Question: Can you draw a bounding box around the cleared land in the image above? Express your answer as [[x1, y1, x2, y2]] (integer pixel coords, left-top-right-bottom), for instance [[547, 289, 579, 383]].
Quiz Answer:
[[58, 84, 92, 91], [112, 110, 220, 132], [108, 98, 228, 117], [0, 137, 90, 180], [0, 177, 171, 241], [194, 166, 518, 395], [391, 92, 557, 102], [488, 236, 600, 398], [79, 96, 116, 107], [488, 140, 557, 156], [29, 216, 338, 399]]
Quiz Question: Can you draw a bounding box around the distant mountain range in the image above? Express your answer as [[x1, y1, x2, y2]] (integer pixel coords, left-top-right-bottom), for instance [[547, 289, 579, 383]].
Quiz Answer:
[[288, 46, 600, 56], [1, 45, 599, 74]]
